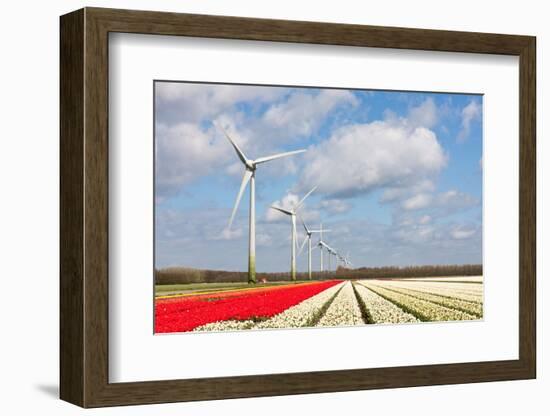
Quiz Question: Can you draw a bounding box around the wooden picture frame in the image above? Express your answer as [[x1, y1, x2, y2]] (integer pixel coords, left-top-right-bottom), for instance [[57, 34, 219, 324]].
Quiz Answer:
[[60, 7, 536, 408]]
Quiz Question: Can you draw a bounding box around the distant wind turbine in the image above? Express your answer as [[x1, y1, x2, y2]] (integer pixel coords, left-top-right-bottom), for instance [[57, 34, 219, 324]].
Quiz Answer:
[[218, 124, 306, 284], [343, 252, 353, 268], [316, 223, 332, 272], [320, 241, 337, 273], [298, 218, 324, 280], [271, 187, 317, 281]]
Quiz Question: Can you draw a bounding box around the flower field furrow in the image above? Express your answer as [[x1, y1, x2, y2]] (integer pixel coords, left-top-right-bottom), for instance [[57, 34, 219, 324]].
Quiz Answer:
[[316, 282, 363, 327], [255, 282, 345, 329], [359, 282, 478, 322], [155, 280, 342, 333], [369, 284, 483, 317], [353, 284, 419, 324]]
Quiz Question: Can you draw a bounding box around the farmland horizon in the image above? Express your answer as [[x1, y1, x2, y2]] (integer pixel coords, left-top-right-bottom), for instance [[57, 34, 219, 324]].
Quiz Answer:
[[155, 263, 482, 285]]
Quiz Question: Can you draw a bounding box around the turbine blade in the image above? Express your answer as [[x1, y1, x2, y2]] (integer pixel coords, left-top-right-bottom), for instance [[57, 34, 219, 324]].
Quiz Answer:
[[227, 170, 252, 229], [270, 205, 293, 216], [216, 123, 248, 165], [295, 186, 317, 211], [253, 149, 306, 165], [298, 234, 308, 255], [299, 216, 310, 234]]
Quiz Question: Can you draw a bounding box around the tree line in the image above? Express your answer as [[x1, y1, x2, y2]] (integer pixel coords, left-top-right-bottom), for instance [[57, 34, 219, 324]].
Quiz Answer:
[[155, 264, 482, 285]]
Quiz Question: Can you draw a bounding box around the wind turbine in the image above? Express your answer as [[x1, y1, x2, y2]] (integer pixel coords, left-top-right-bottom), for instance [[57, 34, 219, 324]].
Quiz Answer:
[[298, 219, 324, 280], [316, 223, 332, 272], [271, 187, 317, 281], [219, 124, 306, 284], [322, 242, 337, 273], [344, 252, 353, 268]]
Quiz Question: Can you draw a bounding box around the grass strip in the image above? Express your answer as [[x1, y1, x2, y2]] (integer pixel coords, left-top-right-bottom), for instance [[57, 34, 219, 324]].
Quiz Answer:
[[308, 286, 344, 327], [352, 282, 373, 324]]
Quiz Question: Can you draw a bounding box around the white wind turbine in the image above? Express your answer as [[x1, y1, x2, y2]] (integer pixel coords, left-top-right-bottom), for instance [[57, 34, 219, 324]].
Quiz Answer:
[[297, 218, 324, 280], [271, 187, 317, 281], [343, 252, 353, 269], [320, 242, 337, 273], [219, 124, 306, 284], [316, 223, 332, 272]]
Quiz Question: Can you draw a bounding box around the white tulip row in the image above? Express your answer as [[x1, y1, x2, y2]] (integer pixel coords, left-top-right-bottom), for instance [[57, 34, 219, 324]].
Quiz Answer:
[[368, 284, 483, 317], [256, 282, 345, 329], [316, 282, 364, 327], [359, 282, 478, 322], [353, 283, 419, 324], [193, 319, 256, 332], [379, 280, 483, 301], [393, 284, 483, 304]]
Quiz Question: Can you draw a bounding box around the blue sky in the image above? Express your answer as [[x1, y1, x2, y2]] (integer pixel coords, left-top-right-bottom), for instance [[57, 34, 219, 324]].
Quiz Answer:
[[155, 82, 482, 271]]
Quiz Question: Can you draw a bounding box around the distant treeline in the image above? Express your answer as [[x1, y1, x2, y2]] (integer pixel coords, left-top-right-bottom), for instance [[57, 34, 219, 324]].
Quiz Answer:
[[155, 264, 482, 285], [333, 264, 482, 280]]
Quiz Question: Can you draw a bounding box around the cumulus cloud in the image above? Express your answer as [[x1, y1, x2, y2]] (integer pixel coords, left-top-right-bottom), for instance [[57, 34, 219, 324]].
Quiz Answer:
[[213, 227, 244, 241], [408, 97, 438, 128], [155, 82, 286, 124], [399, 189, 478, 216], [319, 198, 352, 215], [450, 226, 477, 240], [262, 89, 358, 139], [155, 122, 230, 200], [458, 99, 482, 142], [419, 215, 432, 225], [401, 193, 433, 210], [299, 105, 447, 198]]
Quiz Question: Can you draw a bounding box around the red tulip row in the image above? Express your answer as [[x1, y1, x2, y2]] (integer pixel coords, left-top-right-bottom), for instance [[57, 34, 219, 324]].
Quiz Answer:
[[155, 280, 342, 333]]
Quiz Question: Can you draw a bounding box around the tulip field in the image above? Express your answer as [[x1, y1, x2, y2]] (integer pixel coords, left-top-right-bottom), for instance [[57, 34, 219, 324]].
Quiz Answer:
[[154, 276, 483, 333]]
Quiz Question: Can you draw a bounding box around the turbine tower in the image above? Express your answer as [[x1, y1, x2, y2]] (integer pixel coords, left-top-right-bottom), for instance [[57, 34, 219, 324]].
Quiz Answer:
[[320, 242, 337, 273], [298, 218, 324, 280], [344, 252, 353, 268], [219, 124, 306, 284], [271, 187, 317, 281], [317, 223, 332, 272]]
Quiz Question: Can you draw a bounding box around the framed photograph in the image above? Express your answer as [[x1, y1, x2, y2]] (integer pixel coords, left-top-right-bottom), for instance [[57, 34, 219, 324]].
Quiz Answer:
[[60, 7, 536, 408]]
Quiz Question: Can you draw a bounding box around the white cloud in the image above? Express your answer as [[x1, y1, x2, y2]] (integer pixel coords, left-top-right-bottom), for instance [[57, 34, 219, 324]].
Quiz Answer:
[[458, 100, 481, 142], [419, 215, 432, 225], [401, 193, 433, 210], [408, 97, 438, 128], [319, 198, 351, 215], [262, 89, 358, 139], [213, 227, 244, 241], [299, 111, 447, 197], [399, 189, 478, 215], [380, 179, 435, 203], [435, 190, 477, 209], [450, 226, 477, 240], [155, 123, 229, 200], [156, 83, 286, 123]]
